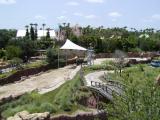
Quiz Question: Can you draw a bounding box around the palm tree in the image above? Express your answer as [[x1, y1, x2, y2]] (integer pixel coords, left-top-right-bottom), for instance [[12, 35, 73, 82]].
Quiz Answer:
[[42, 23, 46, 37], [30, 23, 35, 40], [63, 23, 66, 27], [30, 23, 33, 27], [34, 23, 38, 30], [66, 23, 71, 38]]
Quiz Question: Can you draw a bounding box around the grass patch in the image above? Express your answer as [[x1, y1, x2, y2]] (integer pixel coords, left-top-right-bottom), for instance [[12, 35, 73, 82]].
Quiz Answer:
[[24, 60, 48, 69], [105, 64, 160, 120], [0, 70, 17, 79], [0, 73, 91, 119]]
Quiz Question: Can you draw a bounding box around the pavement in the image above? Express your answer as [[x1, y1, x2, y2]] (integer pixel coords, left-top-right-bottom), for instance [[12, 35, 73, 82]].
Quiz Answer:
[[84, 70, 123, 100]]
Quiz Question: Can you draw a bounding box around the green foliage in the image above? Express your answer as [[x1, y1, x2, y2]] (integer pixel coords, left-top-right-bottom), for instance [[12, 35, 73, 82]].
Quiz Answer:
[[8, 38, 37, 61], [46, 47, 65, 67], [40, 103, 56, 113], [9, 57, 23, 68], [107, 65, 160, 120], [6, 45, 22, 60], [37, 37, 55, 49], [0, 29, 16, 49], [30, 26, 35, 40], [24, 60, 48, 69], [0, 70, 16, 79], [0, 73, 87, 118], [0, 48, 6, 58]]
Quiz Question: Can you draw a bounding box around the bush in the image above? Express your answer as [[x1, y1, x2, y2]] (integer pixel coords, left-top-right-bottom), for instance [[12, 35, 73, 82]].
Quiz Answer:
[[60, 102, 72, 112], [8, 38, 37, 62], [0, 48, 6, 58], [6, 45, 22, 60], [46, 47, 65, 67], [40, 103, 56, 113], [9, 57, 23, 69]]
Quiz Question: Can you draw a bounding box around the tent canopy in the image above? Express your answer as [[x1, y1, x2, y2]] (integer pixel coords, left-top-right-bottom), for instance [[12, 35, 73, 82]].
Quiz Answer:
[[60, 39, 87, 51]]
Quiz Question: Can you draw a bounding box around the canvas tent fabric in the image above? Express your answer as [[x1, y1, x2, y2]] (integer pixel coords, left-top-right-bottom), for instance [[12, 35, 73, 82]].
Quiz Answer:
[[60, 39, 87, 51]]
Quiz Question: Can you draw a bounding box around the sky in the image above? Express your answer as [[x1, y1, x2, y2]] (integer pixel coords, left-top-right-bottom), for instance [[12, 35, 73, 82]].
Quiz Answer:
[[0, 0, 160, 30]]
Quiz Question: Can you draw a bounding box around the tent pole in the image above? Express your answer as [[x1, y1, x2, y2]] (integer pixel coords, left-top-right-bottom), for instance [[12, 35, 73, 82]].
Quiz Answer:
[[58, 49, 59, 68], [66, 51, 67, 66]]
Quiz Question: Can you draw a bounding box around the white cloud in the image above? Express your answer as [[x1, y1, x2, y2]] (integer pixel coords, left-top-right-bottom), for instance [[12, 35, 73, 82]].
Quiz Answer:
[[0, 0, 16, 4], [108, 12, 122, 17], [35, 15, 46, 20], [67, 1, 79, 6], [57, 16, 67, 21], [85, 0, 104, 3], [152, 14, 160, 20], [74, 12, 83, 17], [85, 14, 97, 19]]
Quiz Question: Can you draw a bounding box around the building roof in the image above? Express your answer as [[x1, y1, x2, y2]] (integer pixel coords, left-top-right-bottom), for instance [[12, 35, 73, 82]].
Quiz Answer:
[[16, 30, 56, 38], [17, 30, 26, 37]]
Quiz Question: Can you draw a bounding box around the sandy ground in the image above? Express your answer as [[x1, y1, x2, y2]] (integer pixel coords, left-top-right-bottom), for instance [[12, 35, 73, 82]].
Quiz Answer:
[[0, 65, 80, 100]]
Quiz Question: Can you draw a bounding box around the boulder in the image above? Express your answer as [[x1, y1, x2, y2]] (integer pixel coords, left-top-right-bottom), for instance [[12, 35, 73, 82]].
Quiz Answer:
[[7, 115, 22, 120], [7, 111, 50, 120], [16, 110, 29, 118]]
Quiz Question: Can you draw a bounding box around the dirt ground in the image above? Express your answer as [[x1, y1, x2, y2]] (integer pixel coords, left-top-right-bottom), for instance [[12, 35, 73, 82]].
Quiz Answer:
[[0, 65, 80, 100]]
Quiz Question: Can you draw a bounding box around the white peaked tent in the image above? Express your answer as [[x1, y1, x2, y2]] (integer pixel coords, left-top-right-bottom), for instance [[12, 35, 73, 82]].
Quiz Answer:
[[58, 39, 87, 68], [60, 39, 87, 51]]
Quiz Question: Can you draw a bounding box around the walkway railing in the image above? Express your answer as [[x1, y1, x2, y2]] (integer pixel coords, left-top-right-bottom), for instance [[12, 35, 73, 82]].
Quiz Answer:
[[90, 81, 123, 100]]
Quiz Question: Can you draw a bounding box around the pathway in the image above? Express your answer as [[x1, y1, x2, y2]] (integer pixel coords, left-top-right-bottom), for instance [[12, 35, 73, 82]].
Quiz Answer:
[[0, 65, 80, 100], [85, 71, 124, 101]]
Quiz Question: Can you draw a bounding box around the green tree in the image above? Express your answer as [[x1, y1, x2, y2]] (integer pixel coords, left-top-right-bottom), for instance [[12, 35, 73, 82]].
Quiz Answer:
[[0, 29, 16, 49], [8, 38, 37, 62], [30, 23, 35, 40], [25, 25, 30, 39], [46, 47, 65, 67], [46, 28, 50, 39], [6, 45, 22, 60]]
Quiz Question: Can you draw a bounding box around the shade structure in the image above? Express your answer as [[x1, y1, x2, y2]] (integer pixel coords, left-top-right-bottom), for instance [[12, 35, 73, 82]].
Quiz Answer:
[[60, 39, 87, 51], [58, 39, 87, 68]]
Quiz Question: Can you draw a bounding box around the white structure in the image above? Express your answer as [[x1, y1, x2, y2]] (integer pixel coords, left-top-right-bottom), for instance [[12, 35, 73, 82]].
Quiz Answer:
[[16, 30, 26, 37], [139, 34, 150, 38], [16, 30, 56, 39], [59, 39, 87, 68], [60, 39, 87, 51]]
